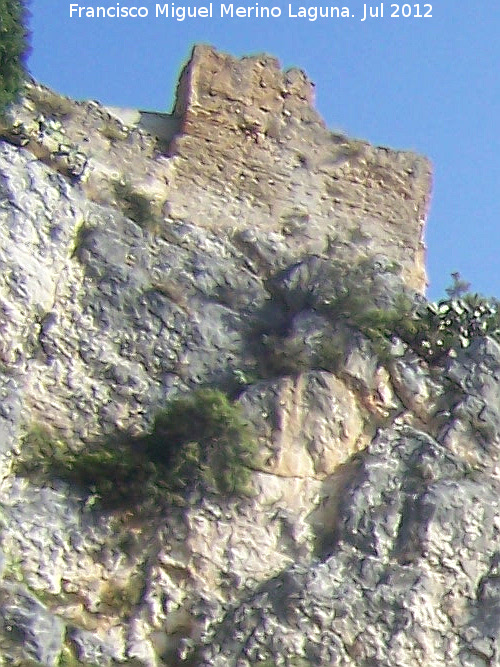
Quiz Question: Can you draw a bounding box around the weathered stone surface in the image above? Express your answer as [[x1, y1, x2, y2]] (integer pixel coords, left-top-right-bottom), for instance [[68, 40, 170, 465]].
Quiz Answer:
[[200, 426, 500, 666], [0, 584, 65, 666], [169, 46, 431, 292], [440, 336, 500, 467], [389, 351, 445, 422], [70, 626, 125, 665], [241, 372, 365, 477]]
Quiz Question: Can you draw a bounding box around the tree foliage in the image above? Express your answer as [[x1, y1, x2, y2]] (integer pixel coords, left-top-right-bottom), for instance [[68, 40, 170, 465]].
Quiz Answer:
[[0, 0, 30, 114]]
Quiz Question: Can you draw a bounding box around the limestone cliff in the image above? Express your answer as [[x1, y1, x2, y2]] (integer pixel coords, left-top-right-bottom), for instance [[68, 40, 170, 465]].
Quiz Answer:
[[0, 45, 498, 667]]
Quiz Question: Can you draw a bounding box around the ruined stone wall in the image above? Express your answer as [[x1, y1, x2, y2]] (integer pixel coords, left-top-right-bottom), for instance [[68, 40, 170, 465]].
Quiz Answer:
[[167, 45, 432, 291], [1, 45, 432, 293]]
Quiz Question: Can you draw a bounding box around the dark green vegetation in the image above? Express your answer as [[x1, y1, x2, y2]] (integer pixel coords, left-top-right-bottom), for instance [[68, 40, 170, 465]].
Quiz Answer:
[[259, 264, 500, 377], [15, 424, 155, 510], [0, 0, 30, 114], [16, 390, 257, 509], [361, 291, 500, 362], [146, 388, 258, 496], [330, 273, 500, 364]]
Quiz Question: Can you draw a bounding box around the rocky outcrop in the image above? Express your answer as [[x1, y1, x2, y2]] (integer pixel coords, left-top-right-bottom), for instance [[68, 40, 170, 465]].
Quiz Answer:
[[1, 45, 498, 667]]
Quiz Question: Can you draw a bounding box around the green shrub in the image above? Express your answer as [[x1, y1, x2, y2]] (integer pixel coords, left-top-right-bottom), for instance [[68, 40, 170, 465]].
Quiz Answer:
[[16, 426, 155, 510], [0, 0, 30, 115], [57, 446, 155, 509], [339, 281, 500, 363], [267, 263, 500, 371], [17, 390, 257, 508], [411, 293, 500, 359], [145, 388, 258, 496]]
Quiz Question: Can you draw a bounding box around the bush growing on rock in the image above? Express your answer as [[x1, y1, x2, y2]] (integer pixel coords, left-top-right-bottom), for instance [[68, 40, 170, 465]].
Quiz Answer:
[[17, 390, 257, 508], [0, 0, 30, 114], [16, 425, 156, 510], [145, 388, 258, 496], [350, 290, 500, 363], [261, 261, 500, 377]]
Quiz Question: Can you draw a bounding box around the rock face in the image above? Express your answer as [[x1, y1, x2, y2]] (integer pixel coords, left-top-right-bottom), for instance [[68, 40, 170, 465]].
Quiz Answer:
[[1, 45, 498, 667]]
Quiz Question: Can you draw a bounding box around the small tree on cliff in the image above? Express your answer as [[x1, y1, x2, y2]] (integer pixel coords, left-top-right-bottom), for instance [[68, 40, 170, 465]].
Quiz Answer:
[[0, 0, 30, 114], [445, 272, 471, 300]]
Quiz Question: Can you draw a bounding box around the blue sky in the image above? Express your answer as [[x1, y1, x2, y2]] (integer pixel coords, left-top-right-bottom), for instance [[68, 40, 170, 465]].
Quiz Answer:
[[26, 2, 500, 300]]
